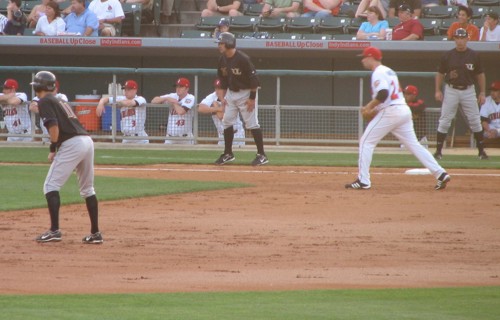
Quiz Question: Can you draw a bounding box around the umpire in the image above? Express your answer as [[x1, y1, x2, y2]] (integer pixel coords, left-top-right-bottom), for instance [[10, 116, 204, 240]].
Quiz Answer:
[[434, 28, 488, 160], [214, 32, 268, 166]]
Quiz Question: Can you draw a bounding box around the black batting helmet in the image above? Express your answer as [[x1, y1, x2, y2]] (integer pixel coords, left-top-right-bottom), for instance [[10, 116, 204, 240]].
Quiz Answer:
[[31, 71, 57, 92], [216, 32, 236, 49]]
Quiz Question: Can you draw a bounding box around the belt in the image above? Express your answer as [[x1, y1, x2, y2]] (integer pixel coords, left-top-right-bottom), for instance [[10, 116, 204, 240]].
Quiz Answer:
[[449, 84, 470, 90], [168, 134, 188, 137]]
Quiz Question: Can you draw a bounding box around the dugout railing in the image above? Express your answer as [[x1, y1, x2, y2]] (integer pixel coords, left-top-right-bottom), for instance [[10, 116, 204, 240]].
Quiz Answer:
[[0, 66, 466, 147]]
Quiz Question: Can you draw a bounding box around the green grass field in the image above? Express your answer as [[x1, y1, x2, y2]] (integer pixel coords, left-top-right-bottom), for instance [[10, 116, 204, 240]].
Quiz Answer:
[[1, 146, 499, 319]]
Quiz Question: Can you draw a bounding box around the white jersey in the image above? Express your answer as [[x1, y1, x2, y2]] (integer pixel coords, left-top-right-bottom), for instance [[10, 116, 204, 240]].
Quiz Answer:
[[1, 92, 31, 136], [479, 25, 500, 42], [371, 64, 406, 110], [88, 0, 125, 20], [480, 96, 500, 130], [161, 92, 195, 137], [109, 95, 147, 136], [200, 92, 245, 145]]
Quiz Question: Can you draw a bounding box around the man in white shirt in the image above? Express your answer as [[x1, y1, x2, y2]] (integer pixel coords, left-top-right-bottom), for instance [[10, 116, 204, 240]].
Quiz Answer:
[[88, 0, 125, 36], [480, 12, 500, 42]]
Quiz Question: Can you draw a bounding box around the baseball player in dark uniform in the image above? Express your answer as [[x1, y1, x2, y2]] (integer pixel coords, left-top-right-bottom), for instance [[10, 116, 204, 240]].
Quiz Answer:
[[434, 28, 488, 160], [32, 71, 102, 244], [214, 32, 268, 166]]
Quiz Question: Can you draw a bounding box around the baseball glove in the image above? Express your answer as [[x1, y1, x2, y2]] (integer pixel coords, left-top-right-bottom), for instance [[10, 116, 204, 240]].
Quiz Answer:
[[360, 106, 378, 122]]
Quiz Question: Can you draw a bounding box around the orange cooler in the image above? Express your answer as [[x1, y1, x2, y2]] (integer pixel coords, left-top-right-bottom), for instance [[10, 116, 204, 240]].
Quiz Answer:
[[75, 95, 101, 131]]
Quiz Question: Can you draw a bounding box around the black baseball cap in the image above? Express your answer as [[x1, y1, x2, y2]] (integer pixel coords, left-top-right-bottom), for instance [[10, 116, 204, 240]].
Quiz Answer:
[[398, 4, 413, 14]]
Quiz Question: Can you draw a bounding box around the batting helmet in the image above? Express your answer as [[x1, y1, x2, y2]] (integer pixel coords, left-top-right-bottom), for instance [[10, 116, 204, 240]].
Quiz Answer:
[[216, 32, 236, 49], [31, 71, 57, 92]]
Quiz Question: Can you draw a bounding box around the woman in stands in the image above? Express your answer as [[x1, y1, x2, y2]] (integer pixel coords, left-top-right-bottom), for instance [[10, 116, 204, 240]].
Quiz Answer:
[[27, 0, 50, 28], [356, 6, 388, 40], [34, 1, 65, 36]]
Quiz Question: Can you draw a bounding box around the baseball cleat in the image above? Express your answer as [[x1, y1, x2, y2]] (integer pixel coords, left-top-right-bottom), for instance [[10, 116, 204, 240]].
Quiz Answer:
[[36, 230, 62, 243], [82, 232, 104, 244], [433, 152, 442, 160], [345, 179, 371, 190], [251, 153, 269, 166], [435, 172, 451, 190], [478, 151, 489, 160], [215, 153, 235, 165]]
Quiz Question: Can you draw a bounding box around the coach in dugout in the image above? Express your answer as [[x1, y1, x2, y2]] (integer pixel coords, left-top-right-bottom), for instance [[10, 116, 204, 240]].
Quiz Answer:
[[64, 0, 99, 36]]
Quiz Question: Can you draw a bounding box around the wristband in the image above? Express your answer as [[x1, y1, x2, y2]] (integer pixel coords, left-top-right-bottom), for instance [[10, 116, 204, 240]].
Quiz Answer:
[[49, 143, 57, 153], [249, 91, 256, 100]]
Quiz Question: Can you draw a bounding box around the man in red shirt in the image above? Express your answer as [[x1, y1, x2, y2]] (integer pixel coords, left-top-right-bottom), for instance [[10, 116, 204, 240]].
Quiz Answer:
[[392, 4, 423, 40]]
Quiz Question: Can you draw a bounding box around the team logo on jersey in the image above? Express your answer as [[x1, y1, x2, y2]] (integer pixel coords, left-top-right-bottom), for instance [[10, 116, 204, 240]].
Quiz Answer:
[[465, 64, 474, 71], [185, 99, 192, 104], [231, 68, 242, 76], [374, 80, 380, 88]]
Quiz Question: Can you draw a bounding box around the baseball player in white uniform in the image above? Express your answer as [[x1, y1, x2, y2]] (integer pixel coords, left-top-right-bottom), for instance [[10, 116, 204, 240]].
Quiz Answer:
[[151, 77, 195, 144], [30, 81, 68, 143], [198, 78, 245, 146], [480, 80, 500, 139], [96, 80, 149, 144], [0, 78, 32, 142], [345, 47, 451, 191]]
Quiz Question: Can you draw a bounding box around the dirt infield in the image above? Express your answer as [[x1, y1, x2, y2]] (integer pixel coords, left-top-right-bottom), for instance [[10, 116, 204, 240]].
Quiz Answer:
[[1, 164, 500, 295]]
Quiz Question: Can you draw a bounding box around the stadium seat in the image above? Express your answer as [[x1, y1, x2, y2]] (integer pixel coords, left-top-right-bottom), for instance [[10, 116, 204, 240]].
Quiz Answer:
[[301, 33, 334, 40], [23, 1, 39, 13], [196, 16, 230, 31], [230, 16, 259, 32], [57, 0, 72, 11], [422, 5, 457, 19], [316, 17, 350, 34], [471, 17, 486, 29], [470, 6, 490, 19], [419, 18, 441, 36], [234, 31, 257, 39], [23, 28, 35, 36], [438, 18, 454, 35], [256, 17, 287, 32], [152, 0, 161, 25], [0, 0, 9, 15], [331, 34, 357, 40], [338, 3, 356, 18], [471, 0, 500, 6], [244, 3, 264, 16], [271, 33, 303, 40], [346, 17, 366, 34], [179, 30, 212, 38], [121, 3, 142, 37], [286, 17, 318, 33], [253, 31, 271, 39], [386, 17, 400, 28]]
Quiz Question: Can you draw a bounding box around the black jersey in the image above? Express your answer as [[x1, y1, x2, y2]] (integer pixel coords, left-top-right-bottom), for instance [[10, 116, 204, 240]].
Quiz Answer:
[[217, 50, 260, 92], [38, 93, 88, 146], [438, 48, 483, 87]]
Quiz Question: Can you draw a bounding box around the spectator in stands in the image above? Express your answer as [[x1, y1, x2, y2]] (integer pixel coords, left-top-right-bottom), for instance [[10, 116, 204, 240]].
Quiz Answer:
[[27, 0, 50, 28], [261, 0, 302, 18], [2, 0, 27, 36], [301, 0, 343, 19], [355, 0, 388, 19], [479, 12, 500, 42], [0, 14, 8, 34], [388, 0, 421, 18], [202, 0, 243, 17], [392, 4, 423, 40], [64, 0, 99, 36], [447, 5, 479, 41], [446, 0, 467, 6], [480, 81, 500, 140], [421, 0, 439, 7], [356, 6, 388, 39], [34, 1, 66, 36], [88, 0, 125, 36], [213, 19, 230, 39]]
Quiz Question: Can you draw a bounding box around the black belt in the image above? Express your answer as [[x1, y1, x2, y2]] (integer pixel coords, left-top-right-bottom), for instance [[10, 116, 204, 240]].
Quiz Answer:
[[449, 84, 470, 90]]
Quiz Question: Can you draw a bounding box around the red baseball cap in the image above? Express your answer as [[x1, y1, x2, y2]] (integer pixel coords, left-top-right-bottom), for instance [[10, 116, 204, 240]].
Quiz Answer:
[[174, 77, 190, 88], [357, 46, 382, 60], [123, 80, 138, 90], [404, 85, 418, 95], [3, 79, 18, 90], [490, 80, 500, 91], [214, 78, 222, 88]]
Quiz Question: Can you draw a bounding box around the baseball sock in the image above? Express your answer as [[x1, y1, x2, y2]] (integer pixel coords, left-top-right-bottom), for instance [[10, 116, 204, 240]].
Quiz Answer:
[[45, 191, 60, 232], [251, 128, 265, 155], [223, 126, 234, 155], [474, 131, 485, 153], [85, 195, 99, 234], [435, 131, 447, 154]]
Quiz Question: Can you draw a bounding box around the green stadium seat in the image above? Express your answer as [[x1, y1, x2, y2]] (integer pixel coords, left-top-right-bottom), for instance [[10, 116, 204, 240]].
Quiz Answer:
[[179, 30, 212, 38], [256, 17, 287, 32], [316, 17, 350, 34], [271, 32, 303, 40], [230, 15, 259, 32], [286, 17, 318, 33], [196, 16, 229, 31]]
